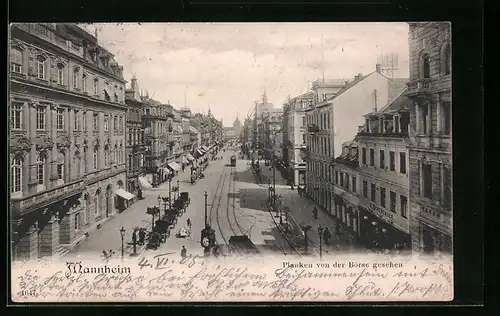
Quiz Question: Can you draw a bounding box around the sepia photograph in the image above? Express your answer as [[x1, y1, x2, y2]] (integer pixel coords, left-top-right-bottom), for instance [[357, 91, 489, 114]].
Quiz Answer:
[[9, 22, 453, 302]]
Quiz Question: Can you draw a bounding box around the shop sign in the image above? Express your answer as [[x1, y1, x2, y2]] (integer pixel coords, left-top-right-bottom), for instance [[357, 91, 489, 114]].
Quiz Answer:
[[368, 201, 395, 224]]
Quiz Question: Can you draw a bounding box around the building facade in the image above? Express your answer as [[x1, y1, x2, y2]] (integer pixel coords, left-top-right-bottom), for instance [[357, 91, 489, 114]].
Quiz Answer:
[[142, 96, 174, 187], [125, 75, 145, 200], [10, 23, 127, 260], [305, 67, 408, 214], [332, 141, 361, 238], [357, 92, 412, 250], [405, 22, 452, 254], [284, 92, 314, 186]]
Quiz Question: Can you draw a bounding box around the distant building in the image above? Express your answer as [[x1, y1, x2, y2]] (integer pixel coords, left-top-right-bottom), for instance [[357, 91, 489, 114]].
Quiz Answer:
[[405, 22, 452, 254], [125, 75, 146, 201], [283, 92, 314, 186]]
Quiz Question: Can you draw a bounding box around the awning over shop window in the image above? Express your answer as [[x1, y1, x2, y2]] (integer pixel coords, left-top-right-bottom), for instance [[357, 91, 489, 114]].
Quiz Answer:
[[163, 167, 171, 175], [186, 154, 195, 161], [196, 149, 205, 156], [138, 176, 152, 190], [115, 189, 136, 200], [181, 156, 189, 164], [201, 146, 209, 151], [167, 162, 182, 171]]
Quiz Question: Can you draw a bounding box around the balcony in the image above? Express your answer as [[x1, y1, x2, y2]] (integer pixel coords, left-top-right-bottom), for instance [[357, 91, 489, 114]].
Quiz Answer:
[[11, 180, 85, 217], [414, 198, 453, 236], [357, 130, 409, 138], [406, 75, 451, 97], [307, 124, 320, 133], [412, 134, 452, 151]]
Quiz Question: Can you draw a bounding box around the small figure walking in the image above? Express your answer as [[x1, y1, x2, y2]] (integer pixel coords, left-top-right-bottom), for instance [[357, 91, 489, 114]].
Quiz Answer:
[[181, 246, 187, 258], [312, 206, 318, 220], [323, 227, 332, 246], [187, 218, 192, 229]]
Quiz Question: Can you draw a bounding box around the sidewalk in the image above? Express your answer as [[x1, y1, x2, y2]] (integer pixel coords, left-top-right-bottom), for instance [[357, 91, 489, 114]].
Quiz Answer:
[[68, 159, 210, 257], [257, 165, 362, 256]]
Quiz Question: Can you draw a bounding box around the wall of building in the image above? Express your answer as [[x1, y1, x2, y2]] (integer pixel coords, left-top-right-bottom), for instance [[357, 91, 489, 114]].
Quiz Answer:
[[332, 72, 391, 158]]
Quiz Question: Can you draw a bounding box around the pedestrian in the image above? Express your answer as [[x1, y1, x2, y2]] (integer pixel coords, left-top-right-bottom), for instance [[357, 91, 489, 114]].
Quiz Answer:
[[181, 246, 187, 258], [335, 223, 341, 237], [187, 218, 191, 229], [323, 227, 332, 245], [312, 207, 318, 220], [138, 229, 146, 245], [132, 230, 137, 246]]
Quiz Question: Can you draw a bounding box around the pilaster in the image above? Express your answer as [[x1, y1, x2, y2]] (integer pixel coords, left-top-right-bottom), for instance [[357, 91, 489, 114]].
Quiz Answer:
[[59, 204, 79, 245], [16, 224, 39, 260], [40, 214, 60, 257]]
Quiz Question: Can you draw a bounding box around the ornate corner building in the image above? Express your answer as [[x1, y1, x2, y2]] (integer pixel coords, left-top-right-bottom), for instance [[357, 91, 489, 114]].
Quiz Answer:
[[405, 22, 452, 254], [9, 23, 128, 260]]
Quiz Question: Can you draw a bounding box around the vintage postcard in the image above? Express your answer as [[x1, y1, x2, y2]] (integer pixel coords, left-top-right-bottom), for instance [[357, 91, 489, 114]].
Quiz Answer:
[[9, 22, 453, 302]]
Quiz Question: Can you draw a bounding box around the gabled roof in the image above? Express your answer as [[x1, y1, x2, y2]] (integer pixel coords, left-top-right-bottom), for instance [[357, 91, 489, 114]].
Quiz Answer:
[[327, 72, 373, 100], [364, 89, 410, 117], [313, 78, 351, 88]]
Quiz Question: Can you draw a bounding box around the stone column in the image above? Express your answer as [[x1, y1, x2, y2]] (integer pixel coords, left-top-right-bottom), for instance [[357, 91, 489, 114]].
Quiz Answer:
[[49, 104, 57, 191], [27, 102, 38, 196], [16, 223, 39, 260], [346, 209, 351, 227], [436, 99, 441, 133], [39, 213, 60, 257], [379, 118, 383, 133], [415, 103, 420, 134], [426, 103, 431, 134], [59, 203, 78, 245]]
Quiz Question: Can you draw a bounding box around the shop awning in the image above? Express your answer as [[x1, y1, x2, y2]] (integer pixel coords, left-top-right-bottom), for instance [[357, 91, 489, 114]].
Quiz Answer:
[[115, 189, 136, 200], [163, 167, 171, 175], [181, 156, 189, 164], [201, 145, 209, 151], [167, 162, 181, 171], [196, 149, 205, 156], [186, 154, 195, 161], [138, 176, 152, 190]]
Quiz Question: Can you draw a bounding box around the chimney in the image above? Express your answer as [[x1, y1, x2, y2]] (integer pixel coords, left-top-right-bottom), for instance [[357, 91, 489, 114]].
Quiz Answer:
[[376, 63, 381, 73], [373, 89, 378, 112]]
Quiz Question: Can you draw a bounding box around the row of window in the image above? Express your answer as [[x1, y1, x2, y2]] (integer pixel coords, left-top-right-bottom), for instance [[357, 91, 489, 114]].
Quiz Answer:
[[10, 146, 126, 195], [416, 101, 451, 136], [10, 47, 124, 103], [418, 42, 451, 79], [10, 103, 125, 133], [306, 109, 331, 130], [362, 180, 408, 218], [335, 171, 357, 194], [128, 129, 143, 146], [307, 135, 332, 156], [361, 147, 407, 174]]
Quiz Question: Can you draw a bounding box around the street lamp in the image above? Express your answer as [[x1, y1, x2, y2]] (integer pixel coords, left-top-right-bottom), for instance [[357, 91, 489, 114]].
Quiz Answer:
[[204, 191, 208, 227], [157, 195, 162, 210], [268, 179, 271, 202], [168, 174, 172, 208], [162, 197, 169, 217], [301, 224, 312, 255], [177, 180, 180, 200], [318, 225, 324, 260], [120, 226, 126, 259]]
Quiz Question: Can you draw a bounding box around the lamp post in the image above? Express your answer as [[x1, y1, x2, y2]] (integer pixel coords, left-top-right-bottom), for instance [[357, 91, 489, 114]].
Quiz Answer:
[[157, 195, 162, 209], [301, 224, 311, 255], [268, 179, 271, 202], [204, 191, 208, 227], [165, 173, 170, 208], [162, 197, 169, 217], [318, 225, 324, 260], [120, 226, 125, 259], [177, 180, 180, 200], [132, 227, 138, 256]]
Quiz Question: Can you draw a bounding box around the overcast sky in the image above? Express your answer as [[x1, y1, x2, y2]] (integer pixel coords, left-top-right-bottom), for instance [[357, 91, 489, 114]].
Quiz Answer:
[[82, 23, 409, 126]]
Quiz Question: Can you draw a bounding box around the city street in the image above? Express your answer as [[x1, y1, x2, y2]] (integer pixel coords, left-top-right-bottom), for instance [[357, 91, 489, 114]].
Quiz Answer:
[[66, 147, 291, 260]]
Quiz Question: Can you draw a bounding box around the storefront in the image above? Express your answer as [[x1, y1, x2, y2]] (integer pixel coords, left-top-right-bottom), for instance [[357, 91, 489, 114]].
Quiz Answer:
[[359, 206, 411, 251], [332, 194, 360, 238], [167, 162, 182, 176]]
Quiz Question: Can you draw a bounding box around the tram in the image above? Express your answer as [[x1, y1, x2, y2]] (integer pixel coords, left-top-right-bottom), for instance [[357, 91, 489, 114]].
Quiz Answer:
[[230, 155, 237, 167]]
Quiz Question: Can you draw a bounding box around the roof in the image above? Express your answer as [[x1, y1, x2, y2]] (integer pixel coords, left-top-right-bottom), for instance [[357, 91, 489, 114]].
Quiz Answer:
[[327, 73, 372, 100], [387, 78, 409, 103], [291, 91, 314, 101], [313, 78, 351, 88], [364, 89, 410, 116]]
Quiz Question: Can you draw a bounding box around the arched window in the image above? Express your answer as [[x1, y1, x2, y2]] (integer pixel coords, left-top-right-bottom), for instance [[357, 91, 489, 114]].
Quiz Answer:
[[421, 53, 431, 79], [11, 157, 23, 194], [10, 47, 23, 73], [441, 44, 451, 76], [104, 146, 109, 167], [57, 63, 65, 85], [94, 190, 101, 216], [93, 78, 99, 95], [73, 67, 79, 89], [36, 55, 46, 80], [37, 154, 46, 187], [82, 73, 87, 92]]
